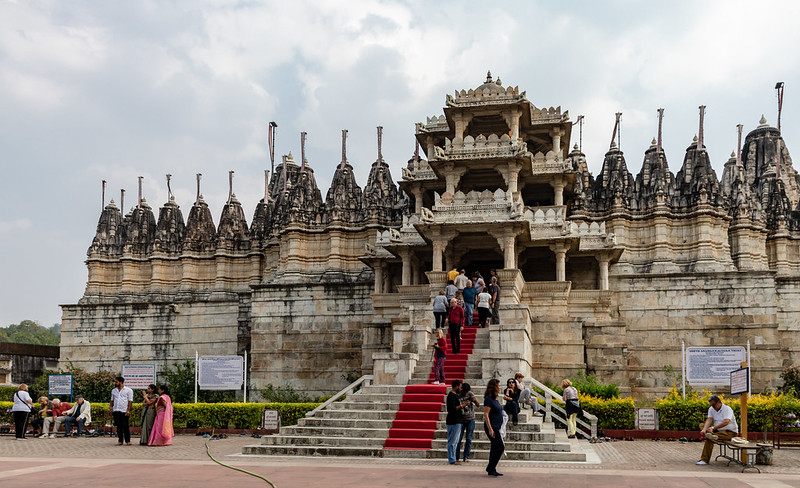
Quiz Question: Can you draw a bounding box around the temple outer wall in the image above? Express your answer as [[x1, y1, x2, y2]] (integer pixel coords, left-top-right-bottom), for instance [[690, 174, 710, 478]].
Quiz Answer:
[[59, 298, 240, 373], [248, 280, 374, 397]]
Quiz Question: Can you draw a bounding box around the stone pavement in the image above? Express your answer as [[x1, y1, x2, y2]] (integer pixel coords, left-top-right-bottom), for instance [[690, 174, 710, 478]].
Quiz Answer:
[[1, 435, 799, 487]]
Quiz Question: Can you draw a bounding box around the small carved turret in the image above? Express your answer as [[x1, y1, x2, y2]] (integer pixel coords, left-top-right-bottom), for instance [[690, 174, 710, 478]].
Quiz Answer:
[[88, 199, 125, 256], [590, 141, 634, 212], [184, 196, 216, 252], [325, 162, 364, 224], [123, 199, 157, 255], [633, 139, 675, 211], [153, 197, 185, 254], [567, 144, 593, 212], [272, 152, 325, 230], [217, 194, 251, 251], [249, 198, 272, 248], [674, 136, 722, 208]]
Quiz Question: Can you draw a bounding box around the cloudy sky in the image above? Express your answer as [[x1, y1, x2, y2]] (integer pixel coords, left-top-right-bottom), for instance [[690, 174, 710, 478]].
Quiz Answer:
[[2, 0, 799, 327]]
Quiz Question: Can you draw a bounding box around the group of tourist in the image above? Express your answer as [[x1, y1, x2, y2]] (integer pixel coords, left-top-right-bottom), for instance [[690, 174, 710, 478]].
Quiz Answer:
[[9, 377, 173, 447], [443, 373, 560, 476]]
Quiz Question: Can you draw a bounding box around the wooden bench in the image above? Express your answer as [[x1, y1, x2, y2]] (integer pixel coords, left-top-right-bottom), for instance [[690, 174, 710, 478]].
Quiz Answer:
[[714, 440, 770, 473]]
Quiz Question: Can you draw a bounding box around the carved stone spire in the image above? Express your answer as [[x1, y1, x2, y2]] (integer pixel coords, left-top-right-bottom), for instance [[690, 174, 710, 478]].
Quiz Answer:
[[567, 144, 593, 212], [217, 193, 251, 251], [184, 195, 216, 252], [590, 141, 634, 212], [153, 196, 185, 254], [634, 137, 675, 211], [88, 199, 125, 257], [674, 135, 722, 209], [364, 129, 405, 226], [325, 156, 364, 225], [123, 198, 156, 255]]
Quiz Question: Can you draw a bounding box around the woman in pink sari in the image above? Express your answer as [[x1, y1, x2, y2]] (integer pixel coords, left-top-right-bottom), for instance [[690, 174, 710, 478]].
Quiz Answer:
[[148, 385, 174, 446]]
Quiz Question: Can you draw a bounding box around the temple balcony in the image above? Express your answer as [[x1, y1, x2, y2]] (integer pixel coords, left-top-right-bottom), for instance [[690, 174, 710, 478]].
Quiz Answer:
[[431, 134, 529, 162], [531, 149, 573, 175]]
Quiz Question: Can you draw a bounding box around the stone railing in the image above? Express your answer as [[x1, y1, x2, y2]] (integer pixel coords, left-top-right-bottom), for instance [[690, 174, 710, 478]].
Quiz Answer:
[[522, 281, 572, 297], [401, 158, 437, 181], [438, 134, 528, 161], [305, 375, 373, 418], [527, 377, 598, 440], [430, 189, 514, 223], [531, 150, 571, 174], [447, 84, 524, 106], [522, 206, 565, 225]]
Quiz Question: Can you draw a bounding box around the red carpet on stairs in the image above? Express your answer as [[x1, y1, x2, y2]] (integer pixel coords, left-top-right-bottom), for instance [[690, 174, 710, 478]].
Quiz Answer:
[[384, 324, 478, 450]]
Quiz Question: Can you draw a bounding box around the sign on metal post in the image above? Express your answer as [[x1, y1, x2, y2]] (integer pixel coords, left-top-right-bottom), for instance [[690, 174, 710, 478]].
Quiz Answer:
[[730, 367, 750, 395], [121, 364, 156, 390], [48, 374, 73, 397], [685, 346, 746, 386], [198, 355, 243, 390]]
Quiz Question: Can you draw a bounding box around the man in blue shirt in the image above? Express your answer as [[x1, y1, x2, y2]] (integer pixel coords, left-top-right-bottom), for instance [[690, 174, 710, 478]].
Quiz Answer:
[[461, 281, 476, 326]]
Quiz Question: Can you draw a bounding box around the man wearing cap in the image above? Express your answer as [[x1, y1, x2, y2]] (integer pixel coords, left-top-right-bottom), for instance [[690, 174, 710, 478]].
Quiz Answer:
[[696, 395, 739, 465]]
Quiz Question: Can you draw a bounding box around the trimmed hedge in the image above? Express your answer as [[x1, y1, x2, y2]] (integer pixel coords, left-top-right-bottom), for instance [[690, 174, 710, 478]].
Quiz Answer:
[[0, 401, 320, 430], [655, 392, 800, 432], [580, 395, 636, 430]]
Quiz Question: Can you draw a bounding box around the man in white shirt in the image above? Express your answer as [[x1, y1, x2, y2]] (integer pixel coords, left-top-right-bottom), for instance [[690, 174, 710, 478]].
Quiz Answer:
[[110, 376, 134, 446], [454, 269, 468, 291], [696, 395, 739, 465]]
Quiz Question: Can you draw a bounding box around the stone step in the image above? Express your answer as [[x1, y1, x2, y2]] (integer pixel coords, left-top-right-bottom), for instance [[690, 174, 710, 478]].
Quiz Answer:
[[288, 422, 549, 440], [259, 434, 566, 453], [298, 417, 548, 437], [243, 444, 586, 462]]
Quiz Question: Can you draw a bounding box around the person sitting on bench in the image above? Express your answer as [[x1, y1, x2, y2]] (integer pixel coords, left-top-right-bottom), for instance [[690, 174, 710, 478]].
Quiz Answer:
[[41, 398, 72, 438], [696, 395, 738, 465], [63, 396, 92, 437]]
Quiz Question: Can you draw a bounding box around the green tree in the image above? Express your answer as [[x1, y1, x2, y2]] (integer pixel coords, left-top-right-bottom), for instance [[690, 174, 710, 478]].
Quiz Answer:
[[1, 320, 60, 345]]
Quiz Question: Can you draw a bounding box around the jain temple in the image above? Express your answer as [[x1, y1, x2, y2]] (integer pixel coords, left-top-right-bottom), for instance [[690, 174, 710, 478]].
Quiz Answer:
[[61, 74, 800, 399]]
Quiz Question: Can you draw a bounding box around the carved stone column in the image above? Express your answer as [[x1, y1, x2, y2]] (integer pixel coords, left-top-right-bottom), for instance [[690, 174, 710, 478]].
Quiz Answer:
[[503, 109, 522, 143], [400, 248, 412, 286], [553, 178, 565, 206], [374, 263, 384, 293], [490, 229, 519, 269], [411, 185, 424, 214], [452, 113, 473, 148], [551, 127, 564, 160], [550, 242, 570, 281], [432, 239, 445, 272], [596, 255, 610, 290], [497, 161, 523, 195]]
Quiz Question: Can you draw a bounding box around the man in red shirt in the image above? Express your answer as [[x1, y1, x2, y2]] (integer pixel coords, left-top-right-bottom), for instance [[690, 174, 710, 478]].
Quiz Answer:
[[40, 398, 72, 438], [447, 298, 465, 355]]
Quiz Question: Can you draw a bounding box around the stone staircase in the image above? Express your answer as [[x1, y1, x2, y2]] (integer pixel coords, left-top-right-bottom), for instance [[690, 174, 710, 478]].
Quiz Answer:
[[242, 325, 586, 462]]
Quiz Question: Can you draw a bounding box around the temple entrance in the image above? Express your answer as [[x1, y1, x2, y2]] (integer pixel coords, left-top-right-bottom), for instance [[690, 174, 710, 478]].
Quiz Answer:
[[452, 247, 502, 286]]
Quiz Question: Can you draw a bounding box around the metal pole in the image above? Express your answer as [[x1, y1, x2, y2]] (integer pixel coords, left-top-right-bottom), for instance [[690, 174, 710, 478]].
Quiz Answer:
[[243, 350, 248, 403], [194, 350, 198, 404], [747, 340, 751, 393], [682, 341, 686, 400]]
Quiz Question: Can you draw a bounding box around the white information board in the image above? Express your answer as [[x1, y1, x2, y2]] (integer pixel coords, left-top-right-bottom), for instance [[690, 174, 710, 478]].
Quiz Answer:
[[48, 374, 73, 396], [686, 346, 746, 386], [198, 355, 243, 390], [122, 364, 156, 390], [730, 367, 750, 395]]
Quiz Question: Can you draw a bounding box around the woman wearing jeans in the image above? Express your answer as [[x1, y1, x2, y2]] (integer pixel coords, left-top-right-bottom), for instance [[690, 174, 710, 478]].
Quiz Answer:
[[12, 384, 33, 440], [483, 379, 505, 476]]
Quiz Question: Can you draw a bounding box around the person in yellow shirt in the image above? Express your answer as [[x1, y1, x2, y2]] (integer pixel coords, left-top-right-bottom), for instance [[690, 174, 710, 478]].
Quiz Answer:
[[447, 266, 459, 283]]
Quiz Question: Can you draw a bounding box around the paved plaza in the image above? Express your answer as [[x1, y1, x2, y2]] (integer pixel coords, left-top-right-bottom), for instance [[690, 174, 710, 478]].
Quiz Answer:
[[1, 434, 799, 487]]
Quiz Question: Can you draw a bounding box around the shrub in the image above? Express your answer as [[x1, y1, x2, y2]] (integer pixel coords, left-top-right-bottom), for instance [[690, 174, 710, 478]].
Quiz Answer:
[[572, 372, 620, 399], [0, 386, 18, 402], [29, 367, 117, 403], [780, 366, 800, 396], [580, 395, 635, 429]]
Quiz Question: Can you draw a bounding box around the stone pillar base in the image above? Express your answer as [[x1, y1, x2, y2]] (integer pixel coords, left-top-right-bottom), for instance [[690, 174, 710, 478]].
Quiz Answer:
[[372, 352, 419, 385]]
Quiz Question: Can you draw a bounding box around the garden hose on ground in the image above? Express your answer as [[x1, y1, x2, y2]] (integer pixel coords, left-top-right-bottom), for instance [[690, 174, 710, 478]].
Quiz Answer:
[[204, 429, 278, 487]]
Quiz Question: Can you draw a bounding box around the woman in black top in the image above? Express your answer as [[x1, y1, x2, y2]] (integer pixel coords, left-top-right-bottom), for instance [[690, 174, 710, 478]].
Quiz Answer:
[[503, 378, 520, 426], [483, 379, 504, 476]]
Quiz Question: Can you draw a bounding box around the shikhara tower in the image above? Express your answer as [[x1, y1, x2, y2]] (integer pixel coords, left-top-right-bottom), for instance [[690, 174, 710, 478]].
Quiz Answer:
[[63, 74, 798, 398]]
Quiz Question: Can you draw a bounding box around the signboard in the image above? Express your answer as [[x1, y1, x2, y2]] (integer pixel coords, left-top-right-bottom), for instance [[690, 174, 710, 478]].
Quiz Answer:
[[730, 367, 750, 395], [686, 346, 746, 386], [198, 355, 243, 390], [48, 374, 73, 396], [262, 409, 280, 431], [635, 408, 658, 430], [122, 364, 156, 390]]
